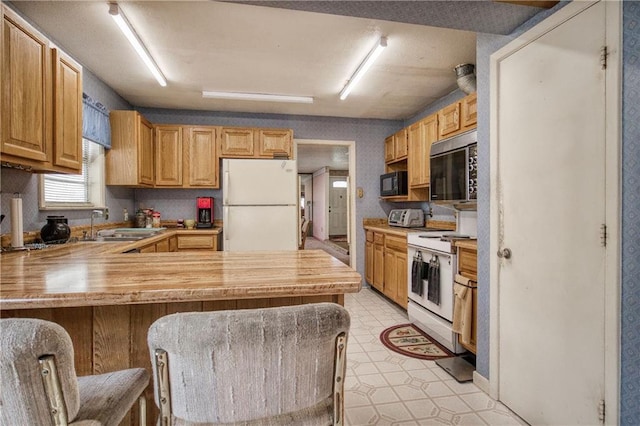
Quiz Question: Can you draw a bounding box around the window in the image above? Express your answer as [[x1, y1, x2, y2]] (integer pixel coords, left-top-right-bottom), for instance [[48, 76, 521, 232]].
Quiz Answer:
[[39, 138, 106, 209]]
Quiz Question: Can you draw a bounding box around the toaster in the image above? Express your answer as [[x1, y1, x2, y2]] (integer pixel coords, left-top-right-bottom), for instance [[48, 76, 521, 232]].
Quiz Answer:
[[388, 209, 424, 228]]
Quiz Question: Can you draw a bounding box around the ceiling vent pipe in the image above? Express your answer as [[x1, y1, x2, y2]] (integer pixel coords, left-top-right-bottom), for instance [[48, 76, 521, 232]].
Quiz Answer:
[[454, 63, 476, 94]]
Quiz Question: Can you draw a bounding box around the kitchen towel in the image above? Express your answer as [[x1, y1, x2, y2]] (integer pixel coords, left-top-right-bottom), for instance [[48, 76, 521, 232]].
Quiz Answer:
[[452, 274, 475, 345], [10, 195, 23, 248], [411, 252, 424, 296], [427, 256, 440, 305]]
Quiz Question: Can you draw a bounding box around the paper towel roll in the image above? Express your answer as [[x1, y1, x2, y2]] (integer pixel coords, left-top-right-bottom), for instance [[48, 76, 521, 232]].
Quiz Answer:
[[11, 196, 24, 248]]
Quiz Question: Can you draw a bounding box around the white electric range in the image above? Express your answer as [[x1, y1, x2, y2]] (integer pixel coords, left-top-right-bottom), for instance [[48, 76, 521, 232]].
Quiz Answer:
[[406, 212, 477, 354]]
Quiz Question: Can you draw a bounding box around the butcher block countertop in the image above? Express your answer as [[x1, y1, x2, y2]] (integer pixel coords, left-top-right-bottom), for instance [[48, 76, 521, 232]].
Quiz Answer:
[[0, 231, 362, 310]]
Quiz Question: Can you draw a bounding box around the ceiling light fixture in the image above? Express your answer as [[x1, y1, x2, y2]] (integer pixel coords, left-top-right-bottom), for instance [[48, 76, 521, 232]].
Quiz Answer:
[[202, 91, 314, 104], [339, 36, 387, 101], [109, 3, 167, 87]]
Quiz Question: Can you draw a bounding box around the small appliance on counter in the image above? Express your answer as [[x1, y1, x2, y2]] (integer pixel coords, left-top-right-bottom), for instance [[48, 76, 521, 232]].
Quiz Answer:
[[40, 216, 71, 244], [196, 197, 214, 228], [388, 209, 424, 228]]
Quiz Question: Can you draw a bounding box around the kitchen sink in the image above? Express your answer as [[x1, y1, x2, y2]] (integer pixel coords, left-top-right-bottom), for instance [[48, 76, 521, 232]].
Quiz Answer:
[[86, 228, 163, 242]]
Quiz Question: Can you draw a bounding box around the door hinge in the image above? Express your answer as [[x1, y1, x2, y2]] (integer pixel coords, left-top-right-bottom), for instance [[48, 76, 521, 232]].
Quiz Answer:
[[600, 224, 607, 247], [598, 399, 605, 423], [600, 46, 607, 70]]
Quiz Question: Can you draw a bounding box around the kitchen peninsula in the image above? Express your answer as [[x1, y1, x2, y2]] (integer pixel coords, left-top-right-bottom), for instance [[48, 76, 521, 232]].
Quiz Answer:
[[1, 236, 361, 423]]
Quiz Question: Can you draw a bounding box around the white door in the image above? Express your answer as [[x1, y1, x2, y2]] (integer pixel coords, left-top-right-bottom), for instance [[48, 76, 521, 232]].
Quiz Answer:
[[329, 176, 348, 236], [493, 2, 606, 424]]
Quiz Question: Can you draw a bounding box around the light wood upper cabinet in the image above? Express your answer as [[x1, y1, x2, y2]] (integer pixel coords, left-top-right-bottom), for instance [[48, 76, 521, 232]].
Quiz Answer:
[[220, 127, 294, 159], [1, 7, 83, 174], [384, 135, 394, 163], [154, 125, 183, 186], [394, 128, 408, 161], [409, 113, 437, 188], [107, 110, 155, 186], [257, 128, 292, 158], [220, 127, 254, 157], [384, 129, 407, 164], [52, 47, 82, 172], [1, 6, 52, 164], [185, 126, 218, 188], [438, 92, 477, 140], [438, 101, 461, 139], [461, 92, 477, 129]]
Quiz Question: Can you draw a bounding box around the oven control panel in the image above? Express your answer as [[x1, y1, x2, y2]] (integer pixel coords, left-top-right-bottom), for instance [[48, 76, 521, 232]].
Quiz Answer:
[[468, 144, 478, 200]]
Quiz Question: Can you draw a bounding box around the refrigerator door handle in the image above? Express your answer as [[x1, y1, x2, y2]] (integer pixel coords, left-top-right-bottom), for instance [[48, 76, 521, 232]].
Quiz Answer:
[[223, 206, 230, 244], [223, 170, 230, 205]]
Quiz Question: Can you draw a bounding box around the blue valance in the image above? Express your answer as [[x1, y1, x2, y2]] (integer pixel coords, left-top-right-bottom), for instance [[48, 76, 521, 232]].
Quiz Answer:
[[82, 93, 111, 148]]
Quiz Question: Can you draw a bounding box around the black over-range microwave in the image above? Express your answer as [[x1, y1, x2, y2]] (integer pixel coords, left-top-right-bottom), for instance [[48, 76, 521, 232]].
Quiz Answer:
[[380, 171, 408, 197], [430, 130, 478, 203]]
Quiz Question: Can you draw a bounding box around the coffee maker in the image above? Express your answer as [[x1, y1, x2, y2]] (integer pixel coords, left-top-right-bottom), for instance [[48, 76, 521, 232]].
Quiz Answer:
[[196, 197, 214, 228]]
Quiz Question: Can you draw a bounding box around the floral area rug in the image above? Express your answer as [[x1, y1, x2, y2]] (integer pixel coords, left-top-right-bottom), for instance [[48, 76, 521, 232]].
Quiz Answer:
[[380, 324, 454, 360]]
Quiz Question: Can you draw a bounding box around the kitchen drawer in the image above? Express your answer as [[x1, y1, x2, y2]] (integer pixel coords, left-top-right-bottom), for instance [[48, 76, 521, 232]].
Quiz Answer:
[[366, 230, 374, 243], [374, 233, 385, 245], [458, 247, 477, 280], [177, 234, 217, 250], [385, 235, 407, 252]]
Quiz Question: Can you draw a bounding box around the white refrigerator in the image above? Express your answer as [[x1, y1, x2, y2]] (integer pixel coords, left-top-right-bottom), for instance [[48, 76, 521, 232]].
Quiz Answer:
[[222, 159, 298, 251]]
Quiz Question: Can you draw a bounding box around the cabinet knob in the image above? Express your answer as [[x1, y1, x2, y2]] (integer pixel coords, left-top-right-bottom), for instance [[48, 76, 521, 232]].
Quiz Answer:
[[497, 248, 512, 259]]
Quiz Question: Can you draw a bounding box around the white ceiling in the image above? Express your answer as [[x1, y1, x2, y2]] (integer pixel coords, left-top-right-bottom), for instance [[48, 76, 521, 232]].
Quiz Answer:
[[9, 0, 547, 172]]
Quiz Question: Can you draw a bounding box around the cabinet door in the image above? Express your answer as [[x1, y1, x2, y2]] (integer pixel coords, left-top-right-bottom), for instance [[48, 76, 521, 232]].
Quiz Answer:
[[461, 92, 477, 129], [383, 250, 398, 301], [138, 116, 154, 185], [438, 101, 461, 139], [257, 128, 292, 158], [396, 251, 408, 309], [365, 240, 374, 284], [185, 127, 218, 187], [177, 234, 216, 250], [220, 127, 254, 157], [420, 114, 438, 185], [408, 121, 423, 187], [52, 47, 82, 172], [394, 128, 408, 160], [373, 234, 385, 292], [155, 125, 183, 186], [1, 7, 52, 162], [384, 135, 394, 163], [155, 238, 169, 253]]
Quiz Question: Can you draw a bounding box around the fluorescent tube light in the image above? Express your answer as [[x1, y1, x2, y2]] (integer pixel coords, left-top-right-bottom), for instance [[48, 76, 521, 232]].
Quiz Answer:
[[109, 3, 167, 87], [340, 36, 387, 100], [202, 91, 314, 104]]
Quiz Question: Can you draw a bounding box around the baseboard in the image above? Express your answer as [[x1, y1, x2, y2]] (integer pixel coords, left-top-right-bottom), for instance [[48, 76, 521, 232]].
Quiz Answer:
[[473, 370, 490, 395]]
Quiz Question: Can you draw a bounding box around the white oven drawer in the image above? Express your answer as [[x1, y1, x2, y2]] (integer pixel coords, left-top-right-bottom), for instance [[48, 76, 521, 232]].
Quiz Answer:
[[408, 301, 464, 354]]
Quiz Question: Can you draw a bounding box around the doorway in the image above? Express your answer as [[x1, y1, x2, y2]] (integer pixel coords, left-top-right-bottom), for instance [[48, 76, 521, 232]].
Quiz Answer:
[[294, 139, 356, 267], [489, 1, 620, 424]]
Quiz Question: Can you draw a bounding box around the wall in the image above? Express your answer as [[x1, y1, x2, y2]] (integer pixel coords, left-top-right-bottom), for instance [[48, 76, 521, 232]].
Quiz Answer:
[[0, 69, 133, 236], [620, 1, 640, 422], [312, 168, 329, 240]]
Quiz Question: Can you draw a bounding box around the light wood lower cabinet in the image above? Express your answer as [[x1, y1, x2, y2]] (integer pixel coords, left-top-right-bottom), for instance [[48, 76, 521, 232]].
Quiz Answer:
[[365, 228, 408, 309], [383, 235, 408, 309], [456, 244, 477, 354], [176, 233, 220, 251], [134, 233, 218, 253]]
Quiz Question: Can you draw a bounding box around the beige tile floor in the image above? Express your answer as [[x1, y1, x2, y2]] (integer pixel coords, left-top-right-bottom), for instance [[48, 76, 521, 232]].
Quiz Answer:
[[343, 288, 527, 426]]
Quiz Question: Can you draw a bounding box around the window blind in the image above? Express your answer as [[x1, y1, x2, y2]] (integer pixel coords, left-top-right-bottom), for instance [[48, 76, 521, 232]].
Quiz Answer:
[[43, 140, 91, 203]]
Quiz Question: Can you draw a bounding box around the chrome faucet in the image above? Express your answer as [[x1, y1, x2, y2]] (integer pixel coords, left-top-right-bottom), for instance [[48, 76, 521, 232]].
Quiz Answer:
[[89, 208, 109, 240]]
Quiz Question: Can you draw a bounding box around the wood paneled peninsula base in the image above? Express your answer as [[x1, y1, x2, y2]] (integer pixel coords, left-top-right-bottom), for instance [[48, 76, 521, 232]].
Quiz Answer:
[[1, 244, 361, 425]]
